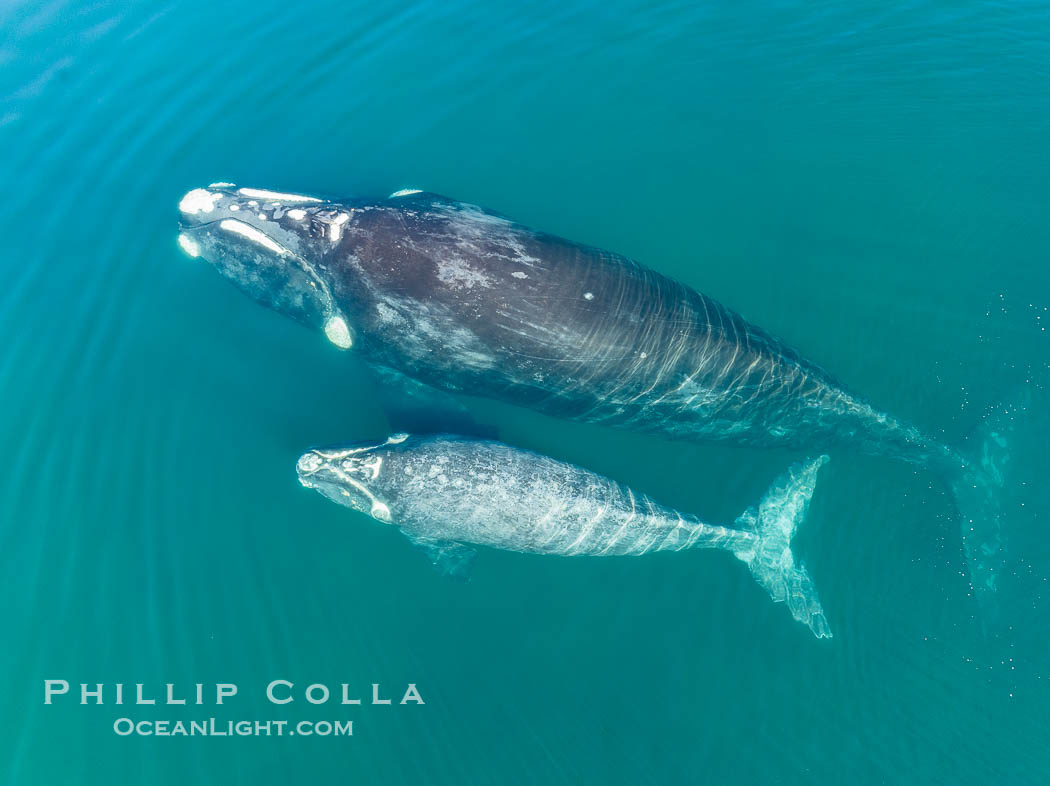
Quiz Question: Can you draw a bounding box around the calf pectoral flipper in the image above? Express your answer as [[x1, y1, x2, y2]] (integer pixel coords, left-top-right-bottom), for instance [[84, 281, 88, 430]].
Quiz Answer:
[[402, 530, 477, 581]]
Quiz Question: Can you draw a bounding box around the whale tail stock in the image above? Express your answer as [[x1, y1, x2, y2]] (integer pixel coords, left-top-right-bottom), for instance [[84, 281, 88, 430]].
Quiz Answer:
[[732, 455, 832, 639]]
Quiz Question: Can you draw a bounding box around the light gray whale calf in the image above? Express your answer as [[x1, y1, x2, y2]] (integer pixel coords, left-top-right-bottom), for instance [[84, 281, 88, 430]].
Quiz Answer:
[[296, 434, 832, 638], [178, 184, 1021, 613]]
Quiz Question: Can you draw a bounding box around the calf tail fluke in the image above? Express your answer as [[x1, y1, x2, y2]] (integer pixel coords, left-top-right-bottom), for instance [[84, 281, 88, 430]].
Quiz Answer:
[[734, 455, 832, 639]]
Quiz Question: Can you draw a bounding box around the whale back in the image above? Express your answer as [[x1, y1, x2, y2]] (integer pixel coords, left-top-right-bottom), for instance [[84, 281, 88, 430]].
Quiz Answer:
[[329, 195, 862, 447]]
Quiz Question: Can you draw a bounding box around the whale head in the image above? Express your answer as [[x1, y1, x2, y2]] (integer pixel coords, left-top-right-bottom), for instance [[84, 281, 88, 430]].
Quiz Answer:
[[176, 184, 355, 348], [296, 434, 412, 522]]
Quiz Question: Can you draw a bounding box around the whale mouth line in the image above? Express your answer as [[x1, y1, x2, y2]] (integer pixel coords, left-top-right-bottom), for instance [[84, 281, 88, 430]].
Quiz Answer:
[[217, 218, 289, 255], [179, 217, 344, 328], [181, 216, 293, 257]]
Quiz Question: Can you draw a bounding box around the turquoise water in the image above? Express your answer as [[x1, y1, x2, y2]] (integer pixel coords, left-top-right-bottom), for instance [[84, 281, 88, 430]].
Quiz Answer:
[[3, 0, 1050, 782]]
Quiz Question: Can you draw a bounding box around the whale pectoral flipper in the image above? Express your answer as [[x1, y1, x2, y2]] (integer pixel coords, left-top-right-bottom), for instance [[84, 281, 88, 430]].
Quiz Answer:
[[733, 455, 832, 639], [371, 366, 497, 440], [402, 531, 478, 581]]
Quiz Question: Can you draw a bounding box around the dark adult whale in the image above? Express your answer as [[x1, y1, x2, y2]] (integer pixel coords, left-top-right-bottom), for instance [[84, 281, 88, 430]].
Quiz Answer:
[[177, 184, 1018, 611], [296, 433, 832, 638]]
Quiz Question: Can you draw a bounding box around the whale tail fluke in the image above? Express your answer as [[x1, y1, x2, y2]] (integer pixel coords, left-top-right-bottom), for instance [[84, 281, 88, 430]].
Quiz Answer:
[[948, 392, 1029, 623], [734, 455, 832, 639]]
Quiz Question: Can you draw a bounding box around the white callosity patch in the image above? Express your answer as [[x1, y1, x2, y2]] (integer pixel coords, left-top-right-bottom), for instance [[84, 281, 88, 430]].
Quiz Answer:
[[218, 219, 287, 255], [297, 453, 323, 474], [177, 233, 200, 258], [327, 212, 350, 243], [209, 181, 235, 188], [324, 315, 353, 349], [511, 271, 528, 279], [389, 189, 422, 198], [286, 208, 307, 221], [237, 187, 322, 203], [179, 189, 223, 215]]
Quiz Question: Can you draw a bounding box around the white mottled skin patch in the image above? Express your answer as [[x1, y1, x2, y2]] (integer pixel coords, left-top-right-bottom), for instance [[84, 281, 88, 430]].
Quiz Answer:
[[440, 205, 543, 271], [435, 255, 495, 290], [352, 260, 497, 370], [511, 271, 528, 279], [374, 302, 405, 326]]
